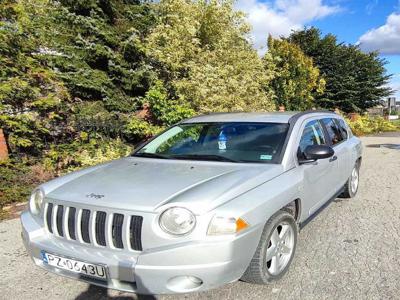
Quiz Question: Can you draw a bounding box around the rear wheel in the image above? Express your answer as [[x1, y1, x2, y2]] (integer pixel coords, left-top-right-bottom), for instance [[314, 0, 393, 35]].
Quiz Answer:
[[241, 210, 298, 284], [341, 162, 360, 198]]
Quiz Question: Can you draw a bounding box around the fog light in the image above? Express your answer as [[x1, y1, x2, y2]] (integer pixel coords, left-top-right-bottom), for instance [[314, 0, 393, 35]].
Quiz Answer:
[[167, 276, 203, 292]]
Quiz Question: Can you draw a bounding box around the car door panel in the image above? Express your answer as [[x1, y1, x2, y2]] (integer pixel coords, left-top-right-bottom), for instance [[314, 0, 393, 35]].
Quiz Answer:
[[302, 157, 337, 215], [321, 117, 352, 191], [295, 119, 338, 217]]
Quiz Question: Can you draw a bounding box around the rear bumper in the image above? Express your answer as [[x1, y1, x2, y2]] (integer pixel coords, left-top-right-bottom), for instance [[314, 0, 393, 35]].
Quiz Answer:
[[21, 211, 262, 294]]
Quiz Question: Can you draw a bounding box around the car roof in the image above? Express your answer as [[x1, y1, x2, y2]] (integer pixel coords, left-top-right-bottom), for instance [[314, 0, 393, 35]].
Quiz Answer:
[[182, 111, 338, 124]]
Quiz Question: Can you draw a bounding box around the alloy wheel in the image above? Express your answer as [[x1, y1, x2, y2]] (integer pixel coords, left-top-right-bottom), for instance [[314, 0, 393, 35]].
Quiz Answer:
[[266, 222, 295, 275], [351, 166, 359, 194]]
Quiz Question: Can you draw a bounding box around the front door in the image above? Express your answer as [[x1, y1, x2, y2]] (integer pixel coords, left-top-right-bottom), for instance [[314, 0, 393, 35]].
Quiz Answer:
[[297, 119, 339, 216]]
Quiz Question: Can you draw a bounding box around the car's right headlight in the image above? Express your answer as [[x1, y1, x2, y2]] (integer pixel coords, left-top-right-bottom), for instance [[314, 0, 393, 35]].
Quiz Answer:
[[29, 189, 45, 215], [159, 207, 196, 236]]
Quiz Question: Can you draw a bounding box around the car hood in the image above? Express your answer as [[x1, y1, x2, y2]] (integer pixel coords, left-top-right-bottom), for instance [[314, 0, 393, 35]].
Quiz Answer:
[[46, 157, 284, 214]]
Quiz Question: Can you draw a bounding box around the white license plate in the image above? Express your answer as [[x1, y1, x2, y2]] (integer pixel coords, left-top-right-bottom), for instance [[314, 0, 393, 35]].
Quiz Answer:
[[41, 251, 107, 280]]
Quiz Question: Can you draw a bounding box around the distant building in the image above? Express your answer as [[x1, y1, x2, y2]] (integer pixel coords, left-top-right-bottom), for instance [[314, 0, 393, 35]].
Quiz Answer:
[[368, 97, 399, 116]]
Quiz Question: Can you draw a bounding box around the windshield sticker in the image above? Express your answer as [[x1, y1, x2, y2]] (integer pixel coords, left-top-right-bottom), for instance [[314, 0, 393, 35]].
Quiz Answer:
[[260, 154, 272, 160]]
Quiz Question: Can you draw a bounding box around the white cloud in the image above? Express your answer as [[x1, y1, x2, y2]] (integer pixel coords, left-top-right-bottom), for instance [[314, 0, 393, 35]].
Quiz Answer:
[[236, 0, 341, 52], [358, 13, 400, 55]]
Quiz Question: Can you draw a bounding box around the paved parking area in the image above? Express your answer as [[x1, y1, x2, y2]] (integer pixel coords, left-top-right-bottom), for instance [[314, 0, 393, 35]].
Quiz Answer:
[[1, 134, 399, 300]]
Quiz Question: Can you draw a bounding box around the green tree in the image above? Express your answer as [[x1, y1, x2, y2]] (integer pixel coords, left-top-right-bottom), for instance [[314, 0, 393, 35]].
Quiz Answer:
[[39, 0, 157, 113], [0, 0, 70, 154], [146, 0, 276, 113], [0, 0, 163, 159], [267, 36, 325, 111], [285, 27, 392, 112]]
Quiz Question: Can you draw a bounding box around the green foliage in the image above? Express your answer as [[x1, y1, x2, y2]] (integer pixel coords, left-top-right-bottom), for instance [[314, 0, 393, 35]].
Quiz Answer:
[[40, 0, 158, 113], [0, 158, 54, 218], [267, 36, 325, 111], [0, 0, 70, 154], [0, 160, 32, 210], [286, 28, 393, 113], [145, 82, 195, 126], [346, 115, 397, 136], [146, 0, 276, 113], [42, 137, 132, 173], [123, 117, 162, 140]]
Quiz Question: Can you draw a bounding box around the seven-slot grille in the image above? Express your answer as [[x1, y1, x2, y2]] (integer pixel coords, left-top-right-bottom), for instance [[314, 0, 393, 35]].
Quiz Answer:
[[44, 202, 143, 251]]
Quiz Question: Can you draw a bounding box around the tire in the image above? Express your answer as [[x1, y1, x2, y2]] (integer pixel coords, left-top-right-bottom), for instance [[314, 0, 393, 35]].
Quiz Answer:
[[241, 210, 298, 284], [340, 161, 360, 198]]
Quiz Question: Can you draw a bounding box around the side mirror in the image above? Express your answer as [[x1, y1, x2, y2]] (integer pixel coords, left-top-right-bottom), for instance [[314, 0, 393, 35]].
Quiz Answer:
[[298, 145, 334, 164]]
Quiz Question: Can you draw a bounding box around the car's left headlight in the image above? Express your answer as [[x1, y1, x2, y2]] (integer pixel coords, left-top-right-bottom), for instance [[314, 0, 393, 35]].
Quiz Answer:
[[29, 189, 45, 215], [207, 216, 249, 235], [159, 207, 196, 236]]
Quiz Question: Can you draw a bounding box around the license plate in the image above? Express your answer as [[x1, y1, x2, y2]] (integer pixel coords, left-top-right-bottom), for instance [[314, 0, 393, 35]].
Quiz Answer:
[[41, 251, 107, 280]]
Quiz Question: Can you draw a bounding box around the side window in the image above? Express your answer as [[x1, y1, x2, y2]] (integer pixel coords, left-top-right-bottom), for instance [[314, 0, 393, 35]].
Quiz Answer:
[[336, 118, 349, 140], [298, 120, 326, 154], [322, 118, 344, 146]]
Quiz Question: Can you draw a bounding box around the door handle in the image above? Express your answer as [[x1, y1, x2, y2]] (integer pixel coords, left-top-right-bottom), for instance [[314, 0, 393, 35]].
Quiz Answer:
[[329, 155, 337, 162]]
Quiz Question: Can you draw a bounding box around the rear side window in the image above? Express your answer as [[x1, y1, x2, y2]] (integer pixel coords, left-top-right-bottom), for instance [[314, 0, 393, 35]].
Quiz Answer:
[[298, 120, 326, 154], [322, 118, 344, 145], [336, 118, 349, 140]]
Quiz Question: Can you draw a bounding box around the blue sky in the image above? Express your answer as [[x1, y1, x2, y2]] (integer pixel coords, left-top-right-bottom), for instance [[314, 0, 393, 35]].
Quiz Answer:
[[236, 0, 400, 99]]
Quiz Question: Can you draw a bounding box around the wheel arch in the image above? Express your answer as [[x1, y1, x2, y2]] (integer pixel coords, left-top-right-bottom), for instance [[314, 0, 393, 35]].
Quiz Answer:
[[282, 198, 302, 224]]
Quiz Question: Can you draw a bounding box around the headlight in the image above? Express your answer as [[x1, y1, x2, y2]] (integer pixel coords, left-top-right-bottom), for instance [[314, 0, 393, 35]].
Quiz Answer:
[[29, 189, 45, 215], [207, 216, 249, 235], [159, 207, 196, 236]]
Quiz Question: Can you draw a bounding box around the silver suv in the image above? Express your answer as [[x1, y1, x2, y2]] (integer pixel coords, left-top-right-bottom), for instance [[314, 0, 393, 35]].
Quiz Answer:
[[21, 111, 362, 295]]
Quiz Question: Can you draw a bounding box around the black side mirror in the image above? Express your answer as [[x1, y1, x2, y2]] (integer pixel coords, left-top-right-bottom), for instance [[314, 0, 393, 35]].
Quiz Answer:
[[298, 145, 334, 164]]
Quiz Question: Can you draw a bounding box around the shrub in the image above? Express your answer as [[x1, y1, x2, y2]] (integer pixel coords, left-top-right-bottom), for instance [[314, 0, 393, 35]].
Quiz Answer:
[[346, 115, 398, 136], [0, 159, 52, 213], [42, 137, 133, 174], [123, 117, 163, 141]]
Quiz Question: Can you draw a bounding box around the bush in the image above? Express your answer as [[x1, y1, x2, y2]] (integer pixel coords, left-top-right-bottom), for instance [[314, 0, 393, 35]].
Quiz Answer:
[[346, 115, 398, 136], [0, 137, 133, 219], [0, 159, 53, 213], [42, 137, 133, 174]]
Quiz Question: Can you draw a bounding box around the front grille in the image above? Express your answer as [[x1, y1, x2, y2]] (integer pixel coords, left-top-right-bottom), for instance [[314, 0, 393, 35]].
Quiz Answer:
[[112, 213, 124, 249], [95, 211, 107, 246], [45, 202, 143, 251], [68, 207, 76, 240], [56, 205, 64, 237]]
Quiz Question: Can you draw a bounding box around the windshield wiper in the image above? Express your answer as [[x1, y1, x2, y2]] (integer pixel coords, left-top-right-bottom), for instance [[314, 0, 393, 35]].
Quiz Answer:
[[133, 152, 171, 159], [171, 154, 239, 163]]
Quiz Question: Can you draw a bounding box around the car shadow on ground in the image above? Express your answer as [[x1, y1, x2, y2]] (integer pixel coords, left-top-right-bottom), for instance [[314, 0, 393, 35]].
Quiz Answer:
[[75, 285, 157, 300]]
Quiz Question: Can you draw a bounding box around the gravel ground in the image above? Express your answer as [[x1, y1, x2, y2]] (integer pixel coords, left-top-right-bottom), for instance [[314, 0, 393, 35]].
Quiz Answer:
[[1, 134, 400, 300]]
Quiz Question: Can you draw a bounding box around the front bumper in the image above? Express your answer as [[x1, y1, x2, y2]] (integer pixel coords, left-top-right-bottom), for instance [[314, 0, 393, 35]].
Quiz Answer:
[[21, 211, 262, 294]]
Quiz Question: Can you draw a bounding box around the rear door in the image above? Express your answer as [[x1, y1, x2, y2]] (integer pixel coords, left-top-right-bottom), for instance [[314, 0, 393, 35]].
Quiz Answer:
[[297, 119, 338, 216], [335, 118, 353, 178], [321, 117, 349, 189]]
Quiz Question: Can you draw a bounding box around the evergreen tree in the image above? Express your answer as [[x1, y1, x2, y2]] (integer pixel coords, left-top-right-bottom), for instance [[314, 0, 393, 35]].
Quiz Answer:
[[0, 0, 70, 154], [286, 27, 392, 112]]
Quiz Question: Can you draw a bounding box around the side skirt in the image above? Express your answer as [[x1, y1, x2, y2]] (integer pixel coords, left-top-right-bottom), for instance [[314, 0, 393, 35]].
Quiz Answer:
[[299, 186, 345, 230]]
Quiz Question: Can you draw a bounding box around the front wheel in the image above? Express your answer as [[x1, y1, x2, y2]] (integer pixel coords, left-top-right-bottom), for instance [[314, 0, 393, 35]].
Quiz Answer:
[[341, 162, 360, 198], [241, 210, 298, 284]]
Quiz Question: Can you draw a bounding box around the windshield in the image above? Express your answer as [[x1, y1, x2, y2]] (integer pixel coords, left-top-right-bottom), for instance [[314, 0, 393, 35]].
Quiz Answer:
[[133, 122, 289, 163]]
